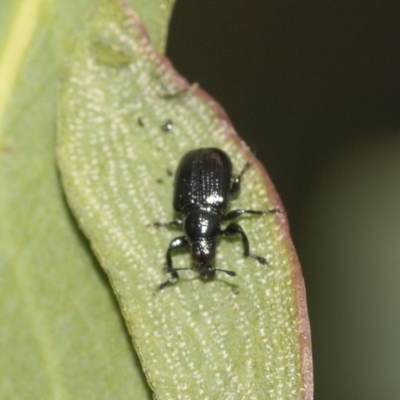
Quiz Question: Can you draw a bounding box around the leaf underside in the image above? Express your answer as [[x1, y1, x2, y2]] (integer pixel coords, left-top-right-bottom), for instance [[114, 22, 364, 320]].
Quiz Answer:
[[58, 1, 312, 399], [0, 0, 174, 399]]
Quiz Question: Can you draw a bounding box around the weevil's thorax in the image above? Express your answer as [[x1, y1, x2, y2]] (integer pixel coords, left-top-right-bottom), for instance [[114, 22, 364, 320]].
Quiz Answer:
[[183, 208, 220, 242]]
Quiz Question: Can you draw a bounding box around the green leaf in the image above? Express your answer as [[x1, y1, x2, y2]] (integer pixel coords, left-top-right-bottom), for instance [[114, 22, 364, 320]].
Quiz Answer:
[[58, 1, 313, 399], [0, 0, 174, 399]]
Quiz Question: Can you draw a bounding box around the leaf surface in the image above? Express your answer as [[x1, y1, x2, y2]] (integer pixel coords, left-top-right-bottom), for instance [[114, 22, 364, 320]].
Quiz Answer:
[[58, 1, 312, 399]]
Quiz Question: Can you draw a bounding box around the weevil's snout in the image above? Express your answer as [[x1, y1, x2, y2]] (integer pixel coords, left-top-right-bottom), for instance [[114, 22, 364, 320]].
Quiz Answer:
[[198, 264, 216, 279]]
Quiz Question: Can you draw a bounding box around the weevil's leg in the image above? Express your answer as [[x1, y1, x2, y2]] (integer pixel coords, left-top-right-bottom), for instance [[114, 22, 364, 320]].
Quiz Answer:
[[222, 223, 267, 265], [153, 219, 183, 229], [231, 162, 251, 197], [156, 236, 189, 291], [165, 236, 189, 272], [223, 208, 280, 221]]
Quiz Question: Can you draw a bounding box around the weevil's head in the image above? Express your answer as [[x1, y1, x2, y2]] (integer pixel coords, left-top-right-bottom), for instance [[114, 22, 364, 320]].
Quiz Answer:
[[191, 240, 216, 278], [191, 240, 237, 280], [198, 263, 216, 279]]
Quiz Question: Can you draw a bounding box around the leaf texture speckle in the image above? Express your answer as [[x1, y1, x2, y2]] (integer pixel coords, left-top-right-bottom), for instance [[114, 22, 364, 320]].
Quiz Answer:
[[57, 1, 312, 399]]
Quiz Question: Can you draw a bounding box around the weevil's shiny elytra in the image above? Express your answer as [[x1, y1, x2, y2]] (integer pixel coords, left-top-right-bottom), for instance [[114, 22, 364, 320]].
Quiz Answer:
[[155, 147, 279, 291]]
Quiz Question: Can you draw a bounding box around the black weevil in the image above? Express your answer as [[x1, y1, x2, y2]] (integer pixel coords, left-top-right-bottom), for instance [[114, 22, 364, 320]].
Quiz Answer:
[[155, 147, 279, 291]]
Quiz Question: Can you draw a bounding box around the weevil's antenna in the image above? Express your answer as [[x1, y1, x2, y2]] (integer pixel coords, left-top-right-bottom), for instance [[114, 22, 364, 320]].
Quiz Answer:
[[215, 269, 236, 276]]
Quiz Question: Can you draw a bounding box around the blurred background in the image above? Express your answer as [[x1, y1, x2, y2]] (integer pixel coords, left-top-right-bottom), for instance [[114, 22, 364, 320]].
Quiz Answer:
[[167, 1, 400, 398]]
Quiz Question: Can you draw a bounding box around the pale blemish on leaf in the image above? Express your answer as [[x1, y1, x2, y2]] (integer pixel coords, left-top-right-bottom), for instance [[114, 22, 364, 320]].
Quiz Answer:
[[58, 1, 312, 399]]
